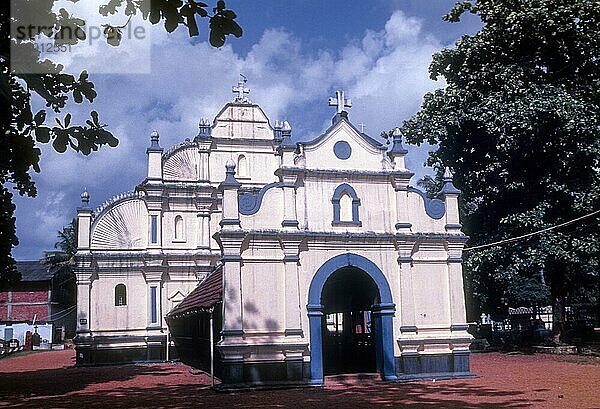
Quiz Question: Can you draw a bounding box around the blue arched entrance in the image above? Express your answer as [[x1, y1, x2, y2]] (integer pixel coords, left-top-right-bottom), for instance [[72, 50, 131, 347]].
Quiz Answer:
[[307, 253, 397, 384]]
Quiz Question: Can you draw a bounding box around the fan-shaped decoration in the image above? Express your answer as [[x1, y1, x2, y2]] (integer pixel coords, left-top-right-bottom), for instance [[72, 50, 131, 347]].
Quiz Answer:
[[163, 146, 199, 181], [91, 199, 148, 249]]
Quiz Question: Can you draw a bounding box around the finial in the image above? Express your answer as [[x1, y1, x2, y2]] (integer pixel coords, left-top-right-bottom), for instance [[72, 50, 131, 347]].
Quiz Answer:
[[387, 127, 408, 159], [279, 120, 295, 149], [219, 159, 241, 189], [148, 130, 162, 150], [196, 117, 211, 140], [232, 74, 250, 103], [81, 187, 90, 205], [440, 167, 461, 195], [273, 120, 283, 144], [225, 158, 236, 172]]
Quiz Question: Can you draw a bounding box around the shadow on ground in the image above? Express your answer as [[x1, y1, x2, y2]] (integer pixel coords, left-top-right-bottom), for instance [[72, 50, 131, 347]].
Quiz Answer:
[[0, 364, 545, 409]]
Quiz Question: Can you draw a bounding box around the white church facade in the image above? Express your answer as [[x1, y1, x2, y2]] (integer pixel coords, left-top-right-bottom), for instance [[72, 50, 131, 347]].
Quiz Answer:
[[74, 82, 473, 387]]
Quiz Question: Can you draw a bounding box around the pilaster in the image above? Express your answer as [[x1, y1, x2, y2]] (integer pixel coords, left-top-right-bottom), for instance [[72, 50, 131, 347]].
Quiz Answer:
[[282, 238, 302, 337], [391, 171, 414, 233]]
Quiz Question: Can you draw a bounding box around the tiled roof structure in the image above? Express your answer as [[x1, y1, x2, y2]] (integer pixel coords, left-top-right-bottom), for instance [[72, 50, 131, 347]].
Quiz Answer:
[[167, 266, 222, 318]]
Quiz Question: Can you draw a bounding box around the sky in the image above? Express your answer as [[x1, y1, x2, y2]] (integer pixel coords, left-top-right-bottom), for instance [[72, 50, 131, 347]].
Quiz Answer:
[[12, 0, 482, 260]]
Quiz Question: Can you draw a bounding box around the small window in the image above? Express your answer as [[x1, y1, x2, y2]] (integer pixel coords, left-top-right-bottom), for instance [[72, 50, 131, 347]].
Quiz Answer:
[[174, 215, 184, 240], [332, 183, 361, 226], [150, 286, 157, 323], [339, 192, 353, 222], [237, 154, 248, 178], [115, 284, 127, 306], [150, 215, 158, 244]]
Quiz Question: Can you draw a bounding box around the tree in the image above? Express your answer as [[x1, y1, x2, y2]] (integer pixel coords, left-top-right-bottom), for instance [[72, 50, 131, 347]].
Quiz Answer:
[[400, 0, 600, 337], [1, 1, 241, 287], [43, 218, 78, 338]]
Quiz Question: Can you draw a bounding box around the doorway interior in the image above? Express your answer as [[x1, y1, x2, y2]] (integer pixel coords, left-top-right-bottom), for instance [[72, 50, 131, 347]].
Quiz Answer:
[[321, 266, 379, 375]]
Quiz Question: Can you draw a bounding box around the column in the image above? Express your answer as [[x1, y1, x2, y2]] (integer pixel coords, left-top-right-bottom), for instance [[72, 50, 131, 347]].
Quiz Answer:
[[372, 303, 398, 381], [391, 173, 413, 233], [221, 238, 244, 338], [397, 244, 416, 333], [218, 160, 244, 338], [281, 174, 299, 229], [441, 167, 462, 232], [146, 130, 163, 181], [307, 304, 324, 385], [283, 258, 302, 335]]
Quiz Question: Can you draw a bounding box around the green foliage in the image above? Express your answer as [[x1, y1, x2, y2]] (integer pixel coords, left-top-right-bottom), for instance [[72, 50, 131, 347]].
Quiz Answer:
[[98, 0, 242, 47], [402, 0, 600, 328], [2, 1, 241, 287]]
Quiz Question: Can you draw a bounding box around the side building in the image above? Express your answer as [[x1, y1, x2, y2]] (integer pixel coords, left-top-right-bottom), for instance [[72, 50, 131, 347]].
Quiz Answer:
[[74, 84, 473, 386]]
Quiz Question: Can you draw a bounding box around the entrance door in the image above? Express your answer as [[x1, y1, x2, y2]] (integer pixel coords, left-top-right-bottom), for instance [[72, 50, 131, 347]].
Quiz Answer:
[[321, 267, 379, 375]]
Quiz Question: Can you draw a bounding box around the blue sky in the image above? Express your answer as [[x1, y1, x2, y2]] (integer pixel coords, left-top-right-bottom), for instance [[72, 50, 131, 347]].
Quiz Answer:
[[13, 1, 482, 260]]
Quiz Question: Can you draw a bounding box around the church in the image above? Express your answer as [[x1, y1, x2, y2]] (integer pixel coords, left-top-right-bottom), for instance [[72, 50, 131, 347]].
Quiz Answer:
[[73, 80, 473, 387]]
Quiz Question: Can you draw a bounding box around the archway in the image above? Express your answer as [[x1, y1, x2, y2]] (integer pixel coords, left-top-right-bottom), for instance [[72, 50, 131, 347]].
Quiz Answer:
[[321, 267, 377, 374], [307, 253, 396, 384]]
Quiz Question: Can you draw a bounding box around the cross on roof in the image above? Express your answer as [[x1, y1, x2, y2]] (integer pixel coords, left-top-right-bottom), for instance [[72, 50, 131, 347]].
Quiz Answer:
[[232, 74, 250, 103], [328, 90, 352, 114]]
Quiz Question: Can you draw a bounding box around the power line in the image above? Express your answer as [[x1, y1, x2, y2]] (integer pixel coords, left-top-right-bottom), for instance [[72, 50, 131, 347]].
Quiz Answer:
[[463, 209, 600, 252]]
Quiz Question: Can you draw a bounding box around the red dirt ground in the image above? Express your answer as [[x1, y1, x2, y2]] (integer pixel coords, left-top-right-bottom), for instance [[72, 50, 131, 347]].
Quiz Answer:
[[0, 350, 599, 408]]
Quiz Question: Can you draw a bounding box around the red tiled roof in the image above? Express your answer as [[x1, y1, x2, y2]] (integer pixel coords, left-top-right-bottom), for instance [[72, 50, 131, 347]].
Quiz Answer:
[[167, 266, 222, 317]]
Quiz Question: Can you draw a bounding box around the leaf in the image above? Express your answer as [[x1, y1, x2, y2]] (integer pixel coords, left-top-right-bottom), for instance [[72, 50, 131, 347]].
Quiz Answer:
[[35, 127, 51, 143], [73, 89, 83, 103], [104, 26, 123, 46], [90, 111, 100, 127], [52, 131, 69, 153], [34, 110, 46, 126], [64, 113, 71, 128]]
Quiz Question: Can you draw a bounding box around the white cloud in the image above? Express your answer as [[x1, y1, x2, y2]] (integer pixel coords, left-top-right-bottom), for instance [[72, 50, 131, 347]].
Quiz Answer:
[[13, 9, 445, 260]]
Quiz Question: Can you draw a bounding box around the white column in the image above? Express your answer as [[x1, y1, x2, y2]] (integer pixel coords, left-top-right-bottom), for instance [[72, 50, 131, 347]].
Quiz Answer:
[[281, 174, 299, 229], [283, 239, 302, 336], [146, 130, 163, 181], [221, 237, 244, 339], [391, 173, 413, 233]]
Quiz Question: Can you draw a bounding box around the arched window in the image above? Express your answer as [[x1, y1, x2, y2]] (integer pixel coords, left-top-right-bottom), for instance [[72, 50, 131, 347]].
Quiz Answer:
[[339, 192, 353, 221], [115, 284, 127, 306], [237, 154, 248, 178], [174, 215, 184, 241], [332, 183, 361, 226]]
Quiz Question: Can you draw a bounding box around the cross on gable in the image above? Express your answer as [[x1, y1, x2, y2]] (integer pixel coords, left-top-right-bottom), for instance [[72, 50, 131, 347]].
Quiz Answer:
[[328, 90, 352, 114], [232, 75, 250, 103]]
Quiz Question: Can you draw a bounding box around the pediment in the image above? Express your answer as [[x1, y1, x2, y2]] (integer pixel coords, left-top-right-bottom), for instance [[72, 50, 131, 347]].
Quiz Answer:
[[211, 102, 273, 139], [300, 119, 390, 171]]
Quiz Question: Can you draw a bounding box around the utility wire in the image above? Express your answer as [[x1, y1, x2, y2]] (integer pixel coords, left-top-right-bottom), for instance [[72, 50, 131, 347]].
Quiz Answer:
[[463, 209, 600, 252]]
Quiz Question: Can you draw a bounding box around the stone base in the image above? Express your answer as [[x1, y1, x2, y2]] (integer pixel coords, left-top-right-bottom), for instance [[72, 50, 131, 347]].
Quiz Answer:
[[218, 359, 311, 388], [395, 351, 475, 380], [74, 334, 177, 366]]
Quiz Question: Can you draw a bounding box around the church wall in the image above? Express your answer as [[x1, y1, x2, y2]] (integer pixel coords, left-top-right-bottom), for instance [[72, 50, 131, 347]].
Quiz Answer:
[[241, 261, 286, 335], [301, 178, 394, 232], [209, 148, 278, 186], [161, 211, 197, 249], [406, 193, 447, 233], [239, 188, 284, 230], [411, 262, 451, 327], [296, 246, 401, 355], [302, 124, 389, 172], [90, 273, 147, 333]]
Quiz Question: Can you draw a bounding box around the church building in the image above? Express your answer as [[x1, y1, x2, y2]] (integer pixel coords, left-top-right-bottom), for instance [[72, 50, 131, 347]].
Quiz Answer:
[[74, 80, 473, 387]]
